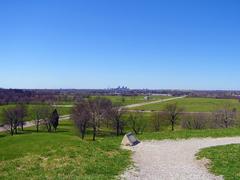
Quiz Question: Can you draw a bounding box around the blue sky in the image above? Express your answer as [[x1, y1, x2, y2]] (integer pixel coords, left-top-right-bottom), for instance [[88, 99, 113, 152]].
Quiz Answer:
[[0, 0, 240, 90]]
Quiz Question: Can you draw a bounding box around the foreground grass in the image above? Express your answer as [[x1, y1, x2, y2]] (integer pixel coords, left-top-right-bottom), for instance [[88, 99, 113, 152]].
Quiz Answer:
[[197, 144, 240, 180], [0, 121, 130, 180], [132, 97, 240, 112]]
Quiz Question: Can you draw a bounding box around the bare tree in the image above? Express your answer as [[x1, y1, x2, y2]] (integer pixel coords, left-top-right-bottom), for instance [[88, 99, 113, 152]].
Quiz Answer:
[[15, 104, 27, 131], [88, 98, 112, 140], [164, 103, 183, 131], [151, 112, 162, 131], [181, 113, 208, 129], [212, 104, 236, 128], [128, 112, 146, 134], [33, 105, 53, 132], [72, 101, 90, 139], [72, 98, 112, 141], [33, 105, 46, 132], [108, 107, 125, 136], [2, 108, 17, 135]]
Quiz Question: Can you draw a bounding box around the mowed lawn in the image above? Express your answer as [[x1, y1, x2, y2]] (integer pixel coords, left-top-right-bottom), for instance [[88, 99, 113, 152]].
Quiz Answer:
[[132, 97, 240, 112], [0, 120, 130, 180], [197, 144, 240, 180]]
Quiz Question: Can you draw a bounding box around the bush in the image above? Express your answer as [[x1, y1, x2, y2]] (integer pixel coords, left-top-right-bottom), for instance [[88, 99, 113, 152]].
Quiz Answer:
[[211, 106, 237, 128], [150, 112, 168, 132], [127, 112, 147, 134], [181, 113, 208, 129]]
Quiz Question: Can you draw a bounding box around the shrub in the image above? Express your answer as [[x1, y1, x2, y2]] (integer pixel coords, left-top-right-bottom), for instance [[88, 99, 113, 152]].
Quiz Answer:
[[127, 112, 147, 134], [181, 113, 208, 129]]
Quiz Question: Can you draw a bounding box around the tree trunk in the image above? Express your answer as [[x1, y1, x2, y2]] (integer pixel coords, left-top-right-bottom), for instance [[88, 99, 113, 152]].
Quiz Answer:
[[171, 121, 174, 131], [10, 125, 13, 136], [36, 121, 39, 132], [81, 131, 85, 139], [116, 120, 120, 136], [93, 126, 96, 141]]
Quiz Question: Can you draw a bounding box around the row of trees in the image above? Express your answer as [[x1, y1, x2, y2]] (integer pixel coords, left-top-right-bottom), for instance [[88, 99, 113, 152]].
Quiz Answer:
[[71, 99, 239, 140], [72, 98, 125, 140], [1, 105, 59, 135], [2, 99, 238, 139], [71, 98, 185, 140], [1, 104, 27, 135], [152, 103, 238, 131]]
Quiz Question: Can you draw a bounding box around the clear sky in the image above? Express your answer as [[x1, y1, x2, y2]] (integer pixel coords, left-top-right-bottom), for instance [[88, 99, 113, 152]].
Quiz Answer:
[[0, 0, 240, 90]]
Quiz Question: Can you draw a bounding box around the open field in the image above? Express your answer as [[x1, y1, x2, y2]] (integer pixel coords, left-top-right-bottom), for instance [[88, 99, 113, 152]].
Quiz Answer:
[[91, 95, 170, 106], [131, 97, 240, 112], [0, 120, 130, 179], [197, 144, 240, 180]]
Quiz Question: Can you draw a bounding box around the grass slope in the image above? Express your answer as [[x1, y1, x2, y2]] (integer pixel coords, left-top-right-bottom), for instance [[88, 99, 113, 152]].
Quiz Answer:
[[0, 121, 130, 180], [197, 144, 240, 180], [132, 97, 240, 112]]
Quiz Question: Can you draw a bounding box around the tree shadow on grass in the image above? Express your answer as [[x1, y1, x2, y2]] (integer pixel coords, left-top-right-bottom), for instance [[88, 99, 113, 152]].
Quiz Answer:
[[0, 133, 8, 138]]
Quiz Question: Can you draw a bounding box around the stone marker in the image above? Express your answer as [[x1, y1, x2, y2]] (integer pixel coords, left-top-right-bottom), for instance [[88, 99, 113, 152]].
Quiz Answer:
[[121, 132, 140, 146]]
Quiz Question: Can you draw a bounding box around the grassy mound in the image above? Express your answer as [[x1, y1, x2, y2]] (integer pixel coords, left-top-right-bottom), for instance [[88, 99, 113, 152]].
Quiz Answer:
[[0, 121, 130, 180]]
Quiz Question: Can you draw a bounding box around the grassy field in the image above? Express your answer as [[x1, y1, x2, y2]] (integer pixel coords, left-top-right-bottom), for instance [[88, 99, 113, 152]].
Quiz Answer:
[[0, 120, 130, 180], [132, 97, 240, 112], [138, 128, 240, 140], [93, 95, 170, 106], [197, 144, 240, 180]]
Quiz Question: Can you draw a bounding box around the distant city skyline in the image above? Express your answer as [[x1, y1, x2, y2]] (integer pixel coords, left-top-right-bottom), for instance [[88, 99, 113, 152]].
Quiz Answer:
[[1, 0, 240, 90]]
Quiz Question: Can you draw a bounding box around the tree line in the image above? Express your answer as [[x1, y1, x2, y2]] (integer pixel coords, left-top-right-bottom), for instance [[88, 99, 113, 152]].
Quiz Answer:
[[1, 98, 239, 140], [1, 105, 59, 135]]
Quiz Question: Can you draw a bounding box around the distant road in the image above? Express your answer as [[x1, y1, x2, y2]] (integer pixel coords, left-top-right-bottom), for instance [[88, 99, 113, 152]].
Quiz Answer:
[[123, 95, 187, 109]]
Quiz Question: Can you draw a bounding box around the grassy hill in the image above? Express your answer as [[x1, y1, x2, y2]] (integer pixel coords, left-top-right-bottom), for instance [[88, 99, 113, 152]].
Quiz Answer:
[[0, 120, 130, 179]]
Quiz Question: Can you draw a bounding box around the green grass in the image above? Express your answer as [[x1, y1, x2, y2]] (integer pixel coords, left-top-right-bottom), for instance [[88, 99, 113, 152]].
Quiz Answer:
[[138, 128, 240, 140], [94, 95, 170, 106], [0, 121, 130, 180], [197, 144, 240, 180], [132, 97, 240, 112]]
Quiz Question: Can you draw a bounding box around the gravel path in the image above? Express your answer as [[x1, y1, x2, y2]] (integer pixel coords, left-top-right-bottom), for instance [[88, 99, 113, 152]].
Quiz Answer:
[[122, 137, 240, 180]]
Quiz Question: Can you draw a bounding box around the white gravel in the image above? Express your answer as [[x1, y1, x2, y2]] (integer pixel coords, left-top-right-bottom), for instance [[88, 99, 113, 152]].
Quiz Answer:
[[121, 137, 240, 180]]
